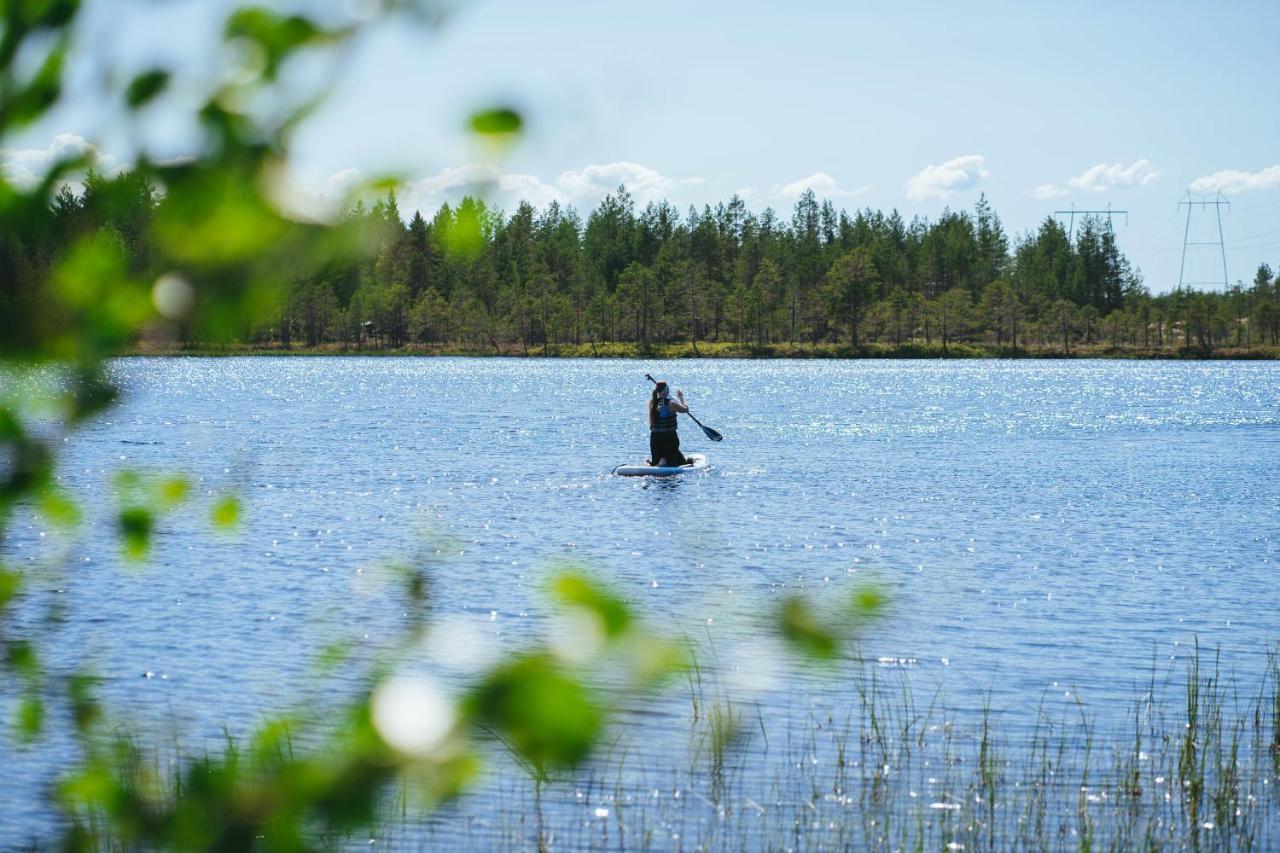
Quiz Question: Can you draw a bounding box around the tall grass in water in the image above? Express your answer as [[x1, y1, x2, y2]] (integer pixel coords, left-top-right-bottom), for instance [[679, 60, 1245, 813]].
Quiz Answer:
[[70, 644, 1280, 849], [392, 642, 1280, 850]]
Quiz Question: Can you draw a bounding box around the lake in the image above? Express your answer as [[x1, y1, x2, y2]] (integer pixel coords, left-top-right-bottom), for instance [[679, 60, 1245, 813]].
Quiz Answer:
[[3, 357, 1278, 847]]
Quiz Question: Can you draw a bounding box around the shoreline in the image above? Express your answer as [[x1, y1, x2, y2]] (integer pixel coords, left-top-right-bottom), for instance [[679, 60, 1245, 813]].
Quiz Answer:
[[126, 341, 1280, 360]]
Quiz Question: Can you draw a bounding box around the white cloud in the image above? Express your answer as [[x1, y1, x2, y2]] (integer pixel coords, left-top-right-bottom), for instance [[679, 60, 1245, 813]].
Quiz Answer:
[[556, 161, 703, 206], [277, 161, 713, 222], [1028, 159, 1162, 199], [1189, 165, 1280, 195], [403, 163, 564, 212], [391, 161, 704, 216], [905, 155, 989, 202], [776, 172, 872, 201], [1066, 159, 1161, 192], [0, 132, 118, 188], [1030, 183, 1069, 199], [283, 164, 566, 221]]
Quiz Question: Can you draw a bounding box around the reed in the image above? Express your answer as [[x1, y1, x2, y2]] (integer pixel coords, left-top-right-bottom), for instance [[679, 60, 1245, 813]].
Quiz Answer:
[[401, 641, 1280, 850], [67, 642, 1280, 850]]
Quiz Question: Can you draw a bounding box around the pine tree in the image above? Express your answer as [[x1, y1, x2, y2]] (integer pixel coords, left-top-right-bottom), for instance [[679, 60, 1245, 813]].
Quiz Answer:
[[824, 248, 878, 345]]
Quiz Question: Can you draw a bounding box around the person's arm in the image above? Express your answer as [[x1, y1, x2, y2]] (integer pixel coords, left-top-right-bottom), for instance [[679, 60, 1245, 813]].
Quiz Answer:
[[671, 389, 689, 413]]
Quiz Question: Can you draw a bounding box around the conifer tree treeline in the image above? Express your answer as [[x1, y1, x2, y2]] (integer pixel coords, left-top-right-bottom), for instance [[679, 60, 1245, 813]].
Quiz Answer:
[[17, 172, 1280, 352]]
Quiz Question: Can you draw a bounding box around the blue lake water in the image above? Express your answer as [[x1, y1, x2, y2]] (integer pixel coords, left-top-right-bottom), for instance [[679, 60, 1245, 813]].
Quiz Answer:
[[2, 357, 1278, 846]]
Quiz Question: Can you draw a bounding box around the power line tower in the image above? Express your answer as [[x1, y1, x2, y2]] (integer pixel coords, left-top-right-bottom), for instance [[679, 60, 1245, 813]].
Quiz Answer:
[[1177, 190, 1230, 290], [1052, 203, 1129, 241]]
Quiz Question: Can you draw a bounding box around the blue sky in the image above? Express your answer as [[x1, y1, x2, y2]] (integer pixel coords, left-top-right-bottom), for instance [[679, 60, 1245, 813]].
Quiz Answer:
[[5, 0, 1279, 291]]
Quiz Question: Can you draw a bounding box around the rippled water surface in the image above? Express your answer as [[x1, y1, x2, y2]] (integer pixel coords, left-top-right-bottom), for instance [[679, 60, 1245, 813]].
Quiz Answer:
[[3, 357, 1278, 846]]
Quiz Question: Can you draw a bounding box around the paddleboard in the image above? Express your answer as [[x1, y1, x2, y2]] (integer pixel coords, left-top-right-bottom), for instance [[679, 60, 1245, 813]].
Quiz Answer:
[[613, 454, 709, 477]]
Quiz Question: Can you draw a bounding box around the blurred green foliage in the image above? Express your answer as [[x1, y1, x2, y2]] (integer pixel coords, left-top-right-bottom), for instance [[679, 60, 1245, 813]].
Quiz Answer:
[[0, 1, 886, 847], [551, 570, 633, 639], [124, 69, 169, 110], [468, 654, 604, 777], [211, 493, 242, 529], [111, 470, 195, 559], [778, 584, 886, 661], [0, 566, 21, 612], [468, 106, 522, 137], [779, 597, 839, 659], [116, 506, 154, 560]]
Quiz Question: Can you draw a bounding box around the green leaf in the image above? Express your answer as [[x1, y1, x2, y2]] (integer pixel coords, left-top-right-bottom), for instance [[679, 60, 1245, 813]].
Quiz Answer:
[[315, 641, 351, 673], [0, 408, 52, 517], [15, 697, 45, 742], [224, 8, 330, 79], [158, 476, 191, 508], [150, 167, 289, 268], [0, 406, 20, 442], [6, 640, 39, 679], [777, 584, 887, 661], [406, 750, 481, 805], [466, 654, 602, 776], [468, 107, 522, 137], [0, 568, 21, 612], [20, 0, 79, 30], [125, 68, 169, 109], [851, 585, 886, 618], [57, 765, 118, 812], [407, 569, 428, 603], [118, 506, 153, 559], [1, 38, 67, 131], [113, 469, 142, 494], [551, 572, 631, 639], [53, 232, 149, 360], [211, 494, 241, 529], [247, 718, 296, 768], [778, 596, 838, 660], [627, 636, 689, 684], [39, 487, 81, 528], [69, 674, 100, 732]]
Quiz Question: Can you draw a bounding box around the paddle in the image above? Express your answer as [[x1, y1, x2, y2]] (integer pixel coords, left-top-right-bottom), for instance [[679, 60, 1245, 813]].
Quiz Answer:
[[644, 373, 723, 442]]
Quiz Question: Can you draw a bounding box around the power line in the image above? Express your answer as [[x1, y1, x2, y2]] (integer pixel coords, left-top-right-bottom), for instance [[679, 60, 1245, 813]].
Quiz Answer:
[[1230, 225, 1280, 242], [1052, 203, 1128, 240]]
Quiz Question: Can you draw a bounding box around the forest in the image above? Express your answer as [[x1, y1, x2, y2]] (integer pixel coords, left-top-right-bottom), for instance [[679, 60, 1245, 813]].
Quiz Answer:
[[7, 169, 1280, 356]]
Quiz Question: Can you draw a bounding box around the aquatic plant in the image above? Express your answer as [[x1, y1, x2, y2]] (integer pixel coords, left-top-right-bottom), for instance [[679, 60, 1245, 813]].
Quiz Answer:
[[408, 643, 1278, 849]]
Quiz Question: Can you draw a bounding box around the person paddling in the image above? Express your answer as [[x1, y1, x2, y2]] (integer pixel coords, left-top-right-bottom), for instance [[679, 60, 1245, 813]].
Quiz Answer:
[[648, 380, 690, 467]]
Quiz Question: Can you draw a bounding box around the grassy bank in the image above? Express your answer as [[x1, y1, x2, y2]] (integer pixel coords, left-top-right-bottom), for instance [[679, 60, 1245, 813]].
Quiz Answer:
[[128, 340, 1280, 360]]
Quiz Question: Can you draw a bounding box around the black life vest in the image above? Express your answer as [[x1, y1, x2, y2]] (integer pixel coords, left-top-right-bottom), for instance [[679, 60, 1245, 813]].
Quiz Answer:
[[651, 399, 678, 433]]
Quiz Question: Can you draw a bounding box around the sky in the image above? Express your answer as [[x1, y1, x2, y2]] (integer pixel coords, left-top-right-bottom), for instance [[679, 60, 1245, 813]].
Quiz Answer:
[[4, 0, 1280, 292]]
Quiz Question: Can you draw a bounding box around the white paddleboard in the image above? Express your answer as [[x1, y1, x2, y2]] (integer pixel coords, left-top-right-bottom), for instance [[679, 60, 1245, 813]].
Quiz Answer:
[[613, 454, 709, 477]]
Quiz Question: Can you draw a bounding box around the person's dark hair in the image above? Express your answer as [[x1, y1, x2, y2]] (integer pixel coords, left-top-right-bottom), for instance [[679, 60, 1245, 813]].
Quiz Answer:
[[648, 381, 669, 427]]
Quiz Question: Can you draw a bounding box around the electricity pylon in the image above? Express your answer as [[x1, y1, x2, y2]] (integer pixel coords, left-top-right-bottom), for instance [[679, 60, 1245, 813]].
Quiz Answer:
[[1177, 190, 1229, 290], [1053, 203, 1128, 241]]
